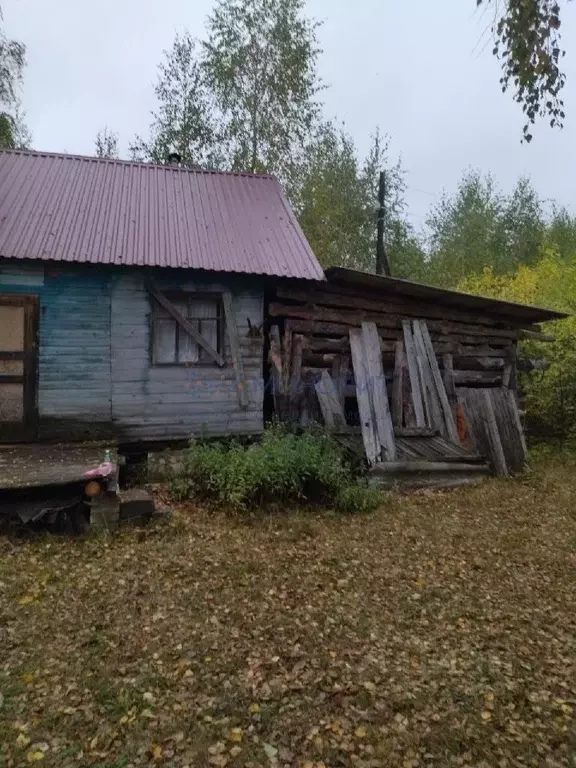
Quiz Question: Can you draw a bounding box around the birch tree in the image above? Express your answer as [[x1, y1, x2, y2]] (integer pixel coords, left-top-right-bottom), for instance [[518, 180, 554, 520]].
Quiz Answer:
[[203, 0, 322, 181]]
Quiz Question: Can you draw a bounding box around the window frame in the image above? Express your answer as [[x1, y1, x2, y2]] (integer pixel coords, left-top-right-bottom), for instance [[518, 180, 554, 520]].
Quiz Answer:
[[150, 291, 225, 367]]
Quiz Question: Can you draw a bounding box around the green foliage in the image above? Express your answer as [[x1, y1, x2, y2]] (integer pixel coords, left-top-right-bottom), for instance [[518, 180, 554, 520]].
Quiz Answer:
[[459, 248, 576, 437], [171, 425, 381, 513], [333, 483, 382, 515], [203, 0, 322, 181], [477, 0, 566, 140], [426, 170, 545, 287], [0, 8, 30, 148], [0, 7, 25, 107], [293, 123, 426, 277], [130, 32, 221, 167], [94, 127, 119, 159]]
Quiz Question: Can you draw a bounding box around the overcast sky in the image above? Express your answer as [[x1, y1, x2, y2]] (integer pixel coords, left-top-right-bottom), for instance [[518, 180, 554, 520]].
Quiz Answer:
[[6, 0, 576, 227]]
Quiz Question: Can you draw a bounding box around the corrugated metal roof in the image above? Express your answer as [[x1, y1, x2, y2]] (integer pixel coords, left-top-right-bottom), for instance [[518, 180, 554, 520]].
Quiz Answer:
[[0, 150, 325, 280], [326, 267, 567, 325]]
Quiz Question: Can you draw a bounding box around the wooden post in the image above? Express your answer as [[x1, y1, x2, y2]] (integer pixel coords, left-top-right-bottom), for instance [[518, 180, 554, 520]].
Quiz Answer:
[[376, 171, 392, 277]]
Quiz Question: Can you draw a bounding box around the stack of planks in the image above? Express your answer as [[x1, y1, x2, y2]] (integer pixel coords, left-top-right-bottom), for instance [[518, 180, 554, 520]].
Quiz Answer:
[[267, 280, 539, 480]]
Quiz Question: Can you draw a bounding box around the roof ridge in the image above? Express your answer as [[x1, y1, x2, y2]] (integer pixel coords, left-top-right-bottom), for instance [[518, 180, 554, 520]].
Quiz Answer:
[[0, 148, 278, 181]]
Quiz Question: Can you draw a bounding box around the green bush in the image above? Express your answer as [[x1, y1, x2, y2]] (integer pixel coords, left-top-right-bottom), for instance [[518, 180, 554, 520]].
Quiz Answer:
[[170, 425, 382, 513], [333, 483, 382, 515]]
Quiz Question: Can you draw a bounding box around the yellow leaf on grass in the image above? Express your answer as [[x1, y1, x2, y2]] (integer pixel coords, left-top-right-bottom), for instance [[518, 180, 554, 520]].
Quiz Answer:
[[151, 744, 163, 760], [21, 673, 36, 684], [355, 726, 367, 738], [26, 752, 45, 762], [481, 710, 493, 721], [140, 708, 155, 719], [229, 727, 243, 743], [249, 703, 260, 714], [18, 595, 36, 606], [16, 733, 31, 748]]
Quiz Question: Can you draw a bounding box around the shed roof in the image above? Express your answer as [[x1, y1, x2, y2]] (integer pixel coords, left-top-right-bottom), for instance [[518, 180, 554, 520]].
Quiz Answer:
[[326, 267, 567, 325], [0, 150, 325, 280]]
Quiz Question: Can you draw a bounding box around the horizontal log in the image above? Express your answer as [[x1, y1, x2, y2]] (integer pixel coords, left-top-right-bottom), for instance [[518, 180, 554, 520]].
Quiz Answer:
[[271, 302, 519, 340], [296, 280, 544, 332], [284, 319, 513, 349], [300, 334, 509, 358], [453, 370, 502, 386], [275, 285, 512, 330], [518, 329, 555, 342], [370, 461, 490, 474]]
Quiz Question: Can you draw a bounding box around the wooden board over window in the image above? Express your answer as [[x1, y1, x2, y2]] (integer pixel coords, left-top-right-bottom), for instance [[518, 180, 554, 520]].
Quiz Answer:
[[151, 293, 223, 366]]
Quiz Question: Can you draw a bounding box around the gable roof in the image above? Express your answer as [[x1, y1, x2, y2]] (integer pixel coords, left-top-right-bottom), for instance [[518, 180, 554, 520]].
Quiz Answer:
[[0, 150, 325, 280]]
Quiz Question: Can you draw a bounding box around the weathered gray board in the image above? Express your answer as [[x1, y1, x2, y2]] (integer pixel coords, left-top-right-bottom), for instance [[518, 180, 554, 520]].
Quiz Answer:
[[458, 387, 528, 476], [315, 370, 346, 431], [349, 328, 380, 464], [361, 322, 396, 461], [402, 320, 425, 427]]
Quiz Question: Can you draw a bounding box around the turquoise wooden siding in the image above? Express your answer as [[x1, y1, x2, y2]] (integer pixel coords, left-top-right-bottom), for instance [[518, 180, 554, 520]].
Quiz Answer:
[[0, 261, 265, 441], [110, 271, 264, 440], [0, 263, 112, 439]]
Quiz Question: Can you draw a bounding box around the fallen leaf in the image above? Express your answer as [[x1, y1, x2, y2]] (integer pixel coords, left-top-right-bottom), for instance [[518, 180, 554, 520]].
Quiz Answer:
[[249, 703, 260, 714], [355, 726, 368, 738], [229, 728, 243, 743], [18, 595, 36, 606], [16, 733, 31, 748], [26, 752, 45, 763], [263, 743, 278, 759], [481, 710, 493, 721], [151, 744, 163, 760]]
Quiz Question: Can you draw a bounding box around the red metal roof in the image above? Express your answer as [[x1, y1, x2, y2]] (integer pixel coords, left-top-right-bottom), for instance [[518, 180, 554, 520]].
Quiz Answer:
[[0, 150, 325, 280]]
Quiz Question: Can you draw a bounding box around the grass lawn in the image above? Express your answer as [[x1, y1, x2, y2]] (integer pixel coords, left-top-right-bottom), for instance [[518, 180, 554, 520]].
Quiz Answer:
[[1, 451, 576, 768]]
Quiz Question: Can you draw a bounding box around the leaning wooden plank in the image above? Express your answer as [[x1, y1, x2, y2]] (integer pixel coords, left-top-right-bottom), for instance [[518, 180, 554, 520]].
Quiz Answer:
[[315, 371, 346, 431], [349, 329, 380, 465], [289, 334, 303, 402], [282, 328, 293, 396], [222, 291, 248, 409], [402, 320, 425, 427], [362, 322, 397, 461], [392, 341, 404, 428], [505, 387, 529, 465], [269, 325, 285, 417], [418, 321, 459, 443], [443, 353, 457, 406], [411, 320, 439, 430], [146, 280, 225, 367], [481, 389, 508, 477]]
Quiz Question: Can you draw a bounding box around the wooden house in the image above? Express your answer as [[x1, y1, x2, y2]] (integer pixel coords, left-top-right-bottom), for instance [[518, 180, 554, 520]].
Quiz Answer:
[[0, 149, 566, 487], [0, 150, 323, 445]]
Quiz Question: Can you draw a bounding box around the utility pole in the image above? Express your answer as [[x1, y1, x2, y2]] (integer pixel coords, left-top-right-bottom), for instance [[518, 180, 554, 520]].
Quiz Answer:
[[376, 170, 392, 276]]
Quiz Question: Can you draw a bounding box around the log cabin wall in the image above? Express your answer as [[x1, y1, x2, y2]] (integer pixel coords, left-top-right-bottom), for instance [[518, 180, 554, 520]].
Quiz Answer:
[[267, 275, 548, 426]]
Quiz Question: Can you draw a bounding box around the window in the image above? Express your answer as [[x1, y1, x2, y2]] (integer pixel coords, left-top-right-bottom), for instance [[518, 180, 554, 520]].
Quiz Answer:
[[151, 293, 223, 365]]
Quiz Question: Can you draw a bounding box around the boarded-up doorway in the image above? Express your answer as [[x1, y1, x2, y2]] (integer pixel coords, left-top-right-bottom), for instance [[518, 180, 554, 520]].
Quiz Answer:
[[0, 295, 38, 442]]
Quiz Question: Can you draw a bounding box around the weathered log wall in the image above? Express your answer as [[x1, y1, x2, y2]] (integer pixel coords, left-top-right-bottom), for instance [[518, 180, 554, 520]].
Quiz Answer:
[[267, 278, 545, 426]]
